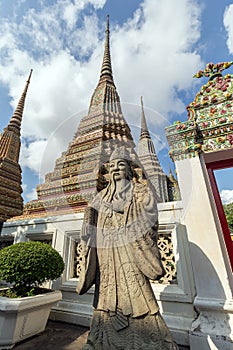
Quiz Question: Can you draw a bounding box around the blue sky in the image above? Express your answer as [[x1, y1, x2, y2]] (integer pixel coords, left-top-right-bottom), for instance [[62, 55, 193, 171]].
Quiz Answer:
[[0, 0, 233, 204]]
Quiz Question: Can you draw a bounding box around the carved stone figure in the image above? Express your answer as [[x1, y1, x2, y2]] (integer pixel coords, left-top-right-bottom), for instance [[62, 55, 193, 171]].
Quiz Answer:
[[77, 147, 178, 349]]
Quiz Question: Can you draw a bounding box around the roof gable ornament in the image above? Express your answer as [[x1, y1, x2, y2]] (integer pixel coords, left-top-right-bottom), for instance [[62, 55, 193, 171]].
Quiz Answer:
[[193, 61, 233, 81], [166, 61, 233, 161]]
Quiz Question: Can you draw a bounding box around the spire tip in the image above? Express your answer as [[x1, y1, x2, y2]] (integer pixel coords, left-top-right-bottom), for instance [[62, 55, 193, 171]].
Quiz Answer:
[[99, 14, 113, 81], [27, 69, 33, 83], [106, 14, 109, 31], [140, 96, 150, 139]]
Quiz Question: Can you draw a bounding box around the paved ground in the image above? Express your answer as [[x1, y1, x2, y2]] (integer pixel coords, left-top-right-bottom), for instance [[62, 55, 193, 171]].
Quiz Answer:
[[13, 320, 189, 350], [14, 321, 89, 350]]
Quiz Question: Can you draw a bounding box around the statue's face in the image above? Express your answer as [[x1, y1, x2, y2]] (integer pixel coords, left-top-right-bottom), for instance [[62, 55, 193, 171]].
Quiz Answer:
[[109, 158, 129, 181]]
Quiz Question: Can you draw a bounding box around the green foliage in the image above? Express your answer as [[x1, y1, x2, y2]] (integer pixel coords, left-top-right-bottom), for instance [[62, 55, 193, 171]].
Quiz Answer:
[[223, 202, 233, 234], [0, 241, 65, 297]]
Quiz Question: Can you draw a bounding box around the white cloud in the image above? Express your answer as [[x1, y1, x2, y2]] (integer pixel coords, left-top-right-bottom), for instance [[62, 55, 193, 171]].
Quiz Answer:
[[22, 183, 27, 193], [220, 190, 233, 204], [0, 0, 203, 181], [25, 188, 37, 201], [20, 139, 48, 174], [112, 0, 202, 117], [62, 2, 81, 30], [22, 184, 37, 201], [61, 0, 106, 30], [224, 4, 233, 54]]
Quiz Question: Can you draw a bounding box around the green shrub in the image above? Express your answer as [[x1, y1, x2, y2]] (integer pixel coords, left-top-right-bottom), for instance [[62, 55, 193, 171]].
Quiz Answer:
[[0, 241, 65, 297]]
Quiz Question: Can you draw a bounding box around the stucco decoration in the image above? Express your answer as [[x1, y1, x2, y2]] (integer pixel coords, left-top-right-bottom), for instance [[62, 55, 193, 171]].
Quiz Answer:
[[166, 62, 233, 161]]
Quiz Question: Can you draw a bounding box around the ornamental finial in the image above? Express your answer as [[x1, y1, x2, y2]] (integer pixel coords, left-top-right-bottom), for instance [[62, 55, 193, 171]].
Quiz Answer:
[[99, 14, 113, 81], [140, 96, 150, 139], [106, 14, 109, 32]]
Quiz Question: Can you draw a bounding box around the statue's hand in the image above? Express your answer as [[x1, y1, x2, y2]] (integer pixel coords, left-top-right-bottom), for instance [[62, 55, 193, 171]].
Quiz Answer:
[[79, 240, 88, 257], [135, 191, 146, 203], [134, 181, 150, 204]]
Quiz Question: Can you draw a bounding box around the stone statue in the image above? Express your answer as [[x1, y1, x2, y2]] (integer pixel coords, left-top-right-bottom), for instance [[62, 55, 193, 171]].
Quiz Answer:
[[77, 146, 178, 350]]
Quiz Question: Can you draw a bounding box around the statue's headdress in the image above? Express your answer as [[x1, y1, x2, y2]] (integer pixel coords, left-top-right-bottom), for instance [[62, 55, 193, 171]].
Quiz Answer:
[[109, 146, 132, 162]]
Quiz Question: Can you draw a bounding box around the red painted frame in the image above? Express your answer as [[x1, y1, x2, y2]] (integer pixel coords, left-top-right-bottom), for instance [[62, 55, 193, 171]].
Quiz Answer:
[[206, 158, 233, 269]]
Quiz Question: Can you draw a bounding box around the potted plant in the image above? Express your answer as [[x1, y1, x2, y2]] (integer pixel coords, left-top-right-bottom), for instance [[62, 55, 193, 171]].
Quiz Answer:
[[0, 241, 65, 349]]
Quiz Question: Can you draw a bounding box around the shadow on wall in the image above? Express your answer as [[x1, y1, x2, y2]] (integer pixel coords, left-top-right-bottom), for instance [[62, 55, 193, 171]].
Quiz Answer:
[[159, 222, 231, 349], [189, 241, 231, 349]]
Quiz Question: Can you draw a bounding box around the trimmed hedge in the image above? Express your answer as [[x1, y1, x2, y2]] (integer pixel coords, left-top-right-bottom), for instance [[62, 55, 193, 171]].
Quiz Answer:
[[0, 241, 65, 297]]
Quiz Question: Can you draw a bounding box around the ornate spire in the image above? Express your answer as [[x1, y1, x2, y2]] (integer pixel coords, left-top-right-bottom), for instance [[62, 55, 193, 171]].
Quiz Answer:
[[88, 15, 122, 115], [23, 17, 137, 218], [0, 70, 32, 221], [137, 97, 169, 202], [138, 97, 156, 155], [0, 69, 32, 161], [140, 96, 150, 139], [8, 69, 33, 135], [99, 15, 113, 82]]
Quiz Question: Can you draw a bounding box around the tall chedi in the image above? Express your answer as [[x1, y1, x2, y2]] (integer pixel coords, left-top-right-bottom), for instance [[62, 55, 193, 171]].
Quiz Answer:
[[0, 70, 32, 228], [138, 96, 169, 202], [24, 16, 137, 217]]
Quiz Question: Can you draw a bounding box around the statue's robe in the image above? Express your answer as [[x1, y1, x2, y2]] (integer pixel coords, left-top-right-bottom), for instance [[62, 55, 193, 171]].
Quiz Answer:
[[77, 180, 178, 349]]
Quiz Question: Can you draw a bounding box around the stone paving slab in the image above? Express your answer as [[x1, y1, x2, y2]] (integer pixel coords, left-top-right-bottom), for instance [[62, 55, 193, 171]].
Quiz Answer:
[[13, 320, 189, 350], [13, 321, 89, 350]]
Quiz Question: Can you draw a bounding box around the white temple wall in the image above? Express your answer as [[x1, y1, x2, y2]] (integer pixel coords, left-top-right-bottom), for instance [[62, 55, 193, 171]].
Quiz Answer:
[[1, 201, 196, 347], [175, 155, 233, 350]]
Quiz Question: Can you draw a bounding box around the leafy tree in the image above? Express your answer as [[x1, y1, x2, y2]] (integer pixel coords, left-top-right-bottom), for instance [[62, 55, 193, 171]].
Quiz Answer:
[[223, 202, 233, 235]]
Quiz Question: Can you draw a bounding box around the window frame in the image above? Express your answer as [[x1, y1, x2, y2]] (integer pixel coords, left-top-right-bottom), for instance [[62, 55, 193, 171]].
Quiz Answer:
[[203, 150, 233, 269]]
